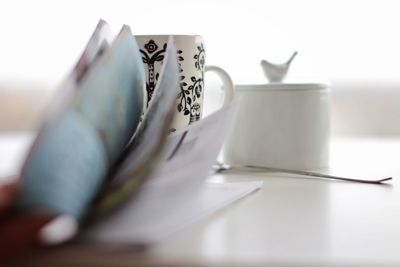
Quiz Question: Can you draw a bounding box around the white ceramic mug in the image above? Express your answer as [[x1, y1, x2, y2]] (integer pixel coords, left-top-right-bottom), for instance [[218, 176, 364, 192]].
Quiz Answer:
[[223, 83, 330, 170], [135, 35, 234, 131]]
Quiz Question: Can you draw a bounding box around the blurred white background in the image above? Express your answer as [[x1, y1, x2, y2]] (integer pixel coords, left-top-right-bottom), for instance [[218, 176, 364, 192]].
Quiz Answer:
[[1, 0, 400, 134]]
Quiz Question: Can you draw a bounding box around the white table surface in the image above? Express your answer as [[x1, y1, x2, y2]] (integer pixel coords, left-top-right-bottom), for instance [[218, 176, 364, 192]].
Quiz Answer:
[[3, 133, 400, 267]]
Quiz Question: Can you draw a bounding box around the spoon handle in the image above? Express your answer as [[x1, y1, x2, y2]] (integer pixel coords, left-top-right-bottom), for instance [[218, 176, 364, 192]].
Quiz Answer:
[[217, 164, 392, 184]]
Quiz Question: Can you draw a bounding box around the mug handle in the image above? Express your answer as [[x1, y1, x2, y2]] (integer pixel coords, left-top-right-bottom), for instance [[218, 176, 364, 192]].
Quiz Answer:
[[205, 65, 234, 106]]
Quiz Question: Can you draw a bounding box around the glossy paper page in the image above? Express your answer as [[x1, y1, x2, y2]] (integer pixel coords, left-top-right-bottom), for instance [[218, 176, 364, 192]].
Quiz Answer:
[[83, 101, 259, 244], [87, 37, 180, 221], [17, 26, 145, 220]]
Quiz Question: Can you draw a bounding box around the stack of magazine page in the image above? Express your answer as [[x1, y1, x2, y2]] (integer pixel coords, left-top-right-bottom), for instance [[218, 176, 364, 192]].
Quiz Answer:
[[14, 19, 262, 245]]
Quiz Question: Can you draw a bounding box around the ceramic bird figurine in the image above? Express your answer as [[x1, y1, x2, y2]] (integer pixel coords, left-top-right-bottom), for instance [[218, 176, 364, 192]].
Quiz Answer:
[[260, 51, 298, 83]]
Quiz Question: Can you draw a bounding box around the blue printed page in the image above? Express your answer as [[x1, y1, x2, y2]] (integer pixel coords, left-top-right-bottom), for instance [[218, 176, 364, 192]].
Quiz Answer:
[[17, 25, 145, 222], [87, 37, 180, 221]]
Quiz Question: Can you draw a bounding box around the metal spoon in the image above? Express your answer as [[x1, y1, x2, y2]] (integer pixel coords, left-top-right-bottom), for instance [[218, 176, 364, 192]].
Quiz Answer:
[[213, 162, 392, 184]]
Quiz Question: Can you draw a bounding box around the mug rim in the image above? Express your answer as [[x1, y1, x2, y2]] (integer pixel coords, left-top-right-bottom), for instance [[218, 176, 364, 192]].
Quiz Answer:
[[235, 83, 329, 92]]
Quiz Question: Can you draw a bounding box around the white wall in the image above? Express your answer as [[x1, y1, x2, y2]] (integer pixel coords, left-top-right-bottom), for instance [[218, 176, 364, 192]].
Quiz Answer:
[[1, 0, 400, 87], [1, 0, 400, 135]]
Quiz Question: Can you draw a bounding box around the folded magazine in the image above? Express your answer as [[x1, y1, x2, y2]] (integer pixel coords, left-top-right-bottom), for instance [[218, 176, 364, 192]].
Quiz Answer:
[[16, 20, 180, 234]]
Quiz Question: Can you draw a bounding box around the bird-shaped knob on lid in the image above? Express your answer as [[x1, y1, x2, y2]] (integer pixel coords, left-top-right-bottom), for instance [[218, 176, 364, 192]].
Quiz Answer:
[[260, 51, 298, 83]]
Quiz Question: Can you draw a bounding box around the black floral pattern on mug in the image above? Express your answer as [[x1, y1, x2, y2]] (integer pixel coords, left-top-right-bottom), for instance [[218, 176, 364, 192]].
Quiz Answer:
[[144, 40, 158, 54], [194, 43, 205, 70], [190, 103, 201, 123], [140, 39, 205, 124], [140, 40, 167, 103], [176, 42, 205, 124]]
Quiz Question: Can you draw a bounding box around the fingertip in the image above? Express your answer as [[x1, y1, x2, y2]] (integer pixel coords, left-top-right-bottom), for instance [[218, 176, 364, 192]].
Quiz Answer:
[[38, 215, 78, 246]]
